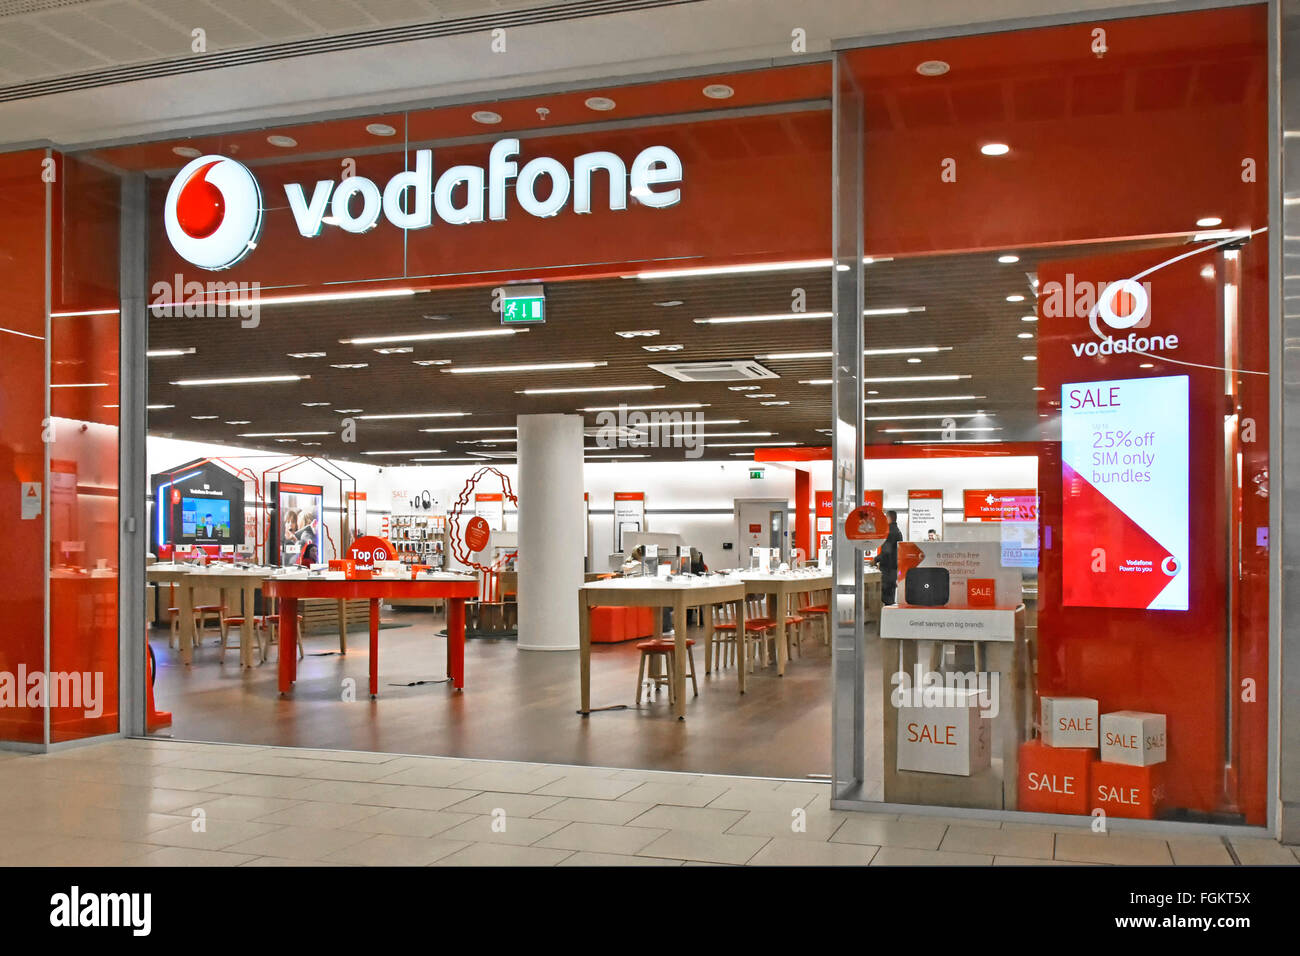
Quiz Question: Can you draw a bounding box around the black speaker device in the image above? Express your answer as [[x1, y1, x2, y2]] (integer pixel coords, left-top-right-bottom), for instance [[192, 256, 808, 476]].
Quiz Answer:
[[904, 567, 950, 606]]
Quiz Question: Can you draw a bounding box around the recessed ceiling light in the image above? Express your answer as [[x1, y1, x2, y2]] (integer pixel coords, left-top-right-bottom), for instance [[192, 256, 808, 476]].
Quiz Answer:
[[981, 143, 1010, 156], [1018, 332, 1034, 339], [1032, 386, 1045, 391], [288, 352, 326, 359], [703, 83, 734, 99], [653, 301, 683, 308], [330, 363, 369, 369], [472, 110, 502, 125], [147, 404, 174, 410], [225, 420, 251, 425], [906, 357, 922, 364], [191, 415, 218, 420], [916, 60, 950, 76], [760, 401, 789, 406], [334, 409, 363, 414], [518, 384, 663, 395], [446, 360, 608, 375], [615, 329, 660, 338], [867, 390, 879, 395], [1140, 363, 1155, 369], [1022, 355, 1037, 361], [172, 374, 307, 386], [302, 402, 330, 407], [366, 123, 397, 136], [341, 328, 525, 345], [358, 411, 467, 420], [267, 135, 297, 148], [642, 344, 683, 352], [1021, 315, 1037, 322], [998, 254, 1020, 264], [413, 359, 452, 366], [1006, 294, 1025, 302], [746, 393, 777, 398], [172, 146, 201, 158], [146, 347, 196, 357], [585, 96, 616, 111], [373, 346, 414, 355], [1197, 216, 1223, 227], [238, 430, 330, 437], [728, 385, 761, 391], [1200, 265, 1215, 278]]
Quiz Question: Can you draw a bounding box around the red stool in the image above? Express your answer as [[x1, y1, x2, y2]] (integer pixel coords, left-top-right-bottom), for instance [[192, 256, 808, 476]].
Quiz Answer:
[[635, 638, 698, 705]]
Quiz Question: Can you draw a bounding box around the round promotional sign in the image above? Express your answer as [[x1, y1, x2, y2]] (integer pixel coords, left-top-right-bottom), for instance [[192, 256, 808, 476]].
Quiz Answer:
[[347, 535, 394, 569], [844, 504, 888, 540], [464, 516, 491, 553]]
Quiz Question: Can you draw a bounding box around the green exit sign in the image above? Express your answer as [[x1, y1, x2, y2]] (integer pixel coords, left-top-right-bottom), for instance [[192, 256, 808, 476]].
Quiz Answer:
[[501, 284, 546, 325], [749, 469, 765, 479]]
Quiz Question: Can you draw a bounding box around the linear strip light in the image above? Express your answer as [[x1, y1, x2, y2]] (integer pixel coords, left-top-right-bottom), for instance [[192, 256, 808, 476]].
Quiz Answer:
[[457, 438, 520, 444], [865, 412, 985, 421], [446, 361, 607, 375], [864, 307, 926, 317], [585, 452, 652, 458], [628, 419, 747, 428], [702, 441, 799, 448], [51, 308, 120, 317], [357, 412, 468, 420], [694, 311, 832, 325], [759, 346, 953, 361], [632, 259, 834, 279], [342, 328, 525, 346], [419, 426, 517, 433], [50, 382, 108, 388], [801, 374, 970, 385], [171, 375, 308, 386], [881, 427, 1002, 434], [0, 326, 43, 341], [238, 431, 332, 437], [147, 404, 174, 410], [519, 385, 664, 395], [360, 449, 445, 455], [147, 348, 196, 357], [408, 457, 492, 462], [581, 403, 708, 412], [865, 394, 984, 405], [896, 438, 1001, 444]]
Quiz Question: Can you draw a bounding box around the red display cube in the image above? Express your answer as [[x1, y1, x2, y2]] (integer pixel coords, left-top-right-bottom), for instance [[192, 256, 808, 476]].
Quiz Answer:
[[1019, 739, 1093, 815], [1091, 760, 1166, 820]]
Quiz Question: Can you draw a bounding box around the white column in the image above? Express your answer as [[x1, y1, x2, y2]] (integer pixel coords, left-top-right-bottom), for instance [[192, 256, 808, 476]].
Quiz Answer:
[[515, 413, 585, 651]]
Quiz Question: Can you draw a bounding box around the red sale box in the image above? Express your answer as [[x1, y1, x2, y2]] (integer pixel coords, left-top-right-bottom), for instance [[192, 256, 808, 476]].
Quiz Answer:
[[967, 578, 996, 607], [1019, 739, 1092, 814], [1091, 760, 1166, 819]]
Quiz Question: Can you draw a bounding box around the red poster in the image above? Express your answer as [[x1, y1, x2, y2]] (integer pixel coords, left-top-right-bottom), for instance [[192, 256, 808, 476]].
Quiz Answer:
[[963, 488, 1038, 521]]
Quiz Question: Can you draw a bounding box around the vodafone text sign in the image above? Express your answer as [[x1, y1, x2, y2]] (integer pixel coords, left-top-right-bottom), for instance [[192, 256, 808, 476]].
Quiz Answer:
[[166, 140, 682, 269]]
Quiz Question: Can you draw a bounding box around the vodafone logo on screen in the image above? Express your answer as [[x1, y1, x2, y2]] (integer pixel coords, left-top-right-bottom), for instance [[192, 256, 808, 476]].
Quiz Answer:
[[164, 155, 264, 271]]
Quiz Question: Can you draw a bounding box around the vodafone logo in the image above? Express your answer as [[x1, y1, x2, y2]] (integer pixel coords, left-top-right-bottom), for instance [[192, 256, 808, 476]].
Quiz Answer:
[[164, 155, 263, 271]]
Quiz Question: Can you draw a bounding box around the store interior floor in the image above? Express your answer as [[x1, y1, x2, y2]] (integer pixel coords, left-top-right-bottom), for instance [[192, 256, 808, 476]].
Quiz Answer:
[[148, 608, 833, 779]]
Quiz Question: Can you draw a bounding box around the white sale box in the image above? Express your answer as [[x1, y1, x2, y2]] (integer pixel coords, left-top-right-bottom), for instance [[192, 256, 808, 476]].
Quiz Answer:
[[897, 690, 991, 776], [1041, 697, 1099, 748], [1101, 711, 1167, 766]]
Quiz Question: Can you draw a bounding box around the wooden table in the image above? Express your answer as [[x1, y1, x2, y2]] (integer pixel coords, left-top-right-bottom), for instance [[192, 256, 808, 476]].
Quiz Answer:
[[145, 565, 275, 668], [578, 577, 747, 720], [264, 574, 479, 698], [737, 572, 833, 677]]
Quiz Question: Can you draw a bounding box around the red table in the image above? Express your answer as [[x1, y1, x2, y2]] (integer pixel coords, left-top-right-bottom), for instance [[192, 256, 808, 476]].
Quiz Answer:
[[264, 575, 479, 697]]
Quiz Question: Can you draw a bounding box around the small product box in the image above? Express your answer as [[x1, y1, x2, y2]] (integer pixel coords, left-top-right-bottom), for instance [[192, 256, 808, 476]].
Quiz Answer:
[[1100, 711, 1167, 766], [1018, 739, 1092, 814], [1041, 696, 1099, 748], [1091, 760, 1166, 819], [896, 689, 991, 776]]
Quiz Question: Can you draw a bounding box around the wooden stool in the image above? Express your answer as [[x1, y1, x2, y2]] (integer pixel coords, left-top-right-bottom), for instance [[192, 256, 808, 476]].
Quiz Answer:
[[220, 617, 266, 664], [166, 607, 181, 649], [798, 592, 830, 645], [259, 614, 305, 661], [193, 604, 225, 646], [635, 638, 697, 705]]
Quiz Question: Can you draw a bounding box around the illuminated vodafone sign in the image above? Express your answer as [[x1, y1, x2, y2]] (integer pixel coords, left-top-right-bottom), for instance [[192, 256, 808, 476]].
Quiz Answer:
[[285, 138, 683, 236], [164, 139, 683, 270]]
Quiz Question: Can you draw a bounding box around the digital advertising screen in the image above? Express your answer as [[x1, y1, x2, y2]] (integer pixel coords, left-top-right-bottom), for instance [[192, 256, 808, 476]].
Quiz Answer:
[[1061, 375, 1189, 611], [182, 497, 232, 540], [275, 482, 325, 567]]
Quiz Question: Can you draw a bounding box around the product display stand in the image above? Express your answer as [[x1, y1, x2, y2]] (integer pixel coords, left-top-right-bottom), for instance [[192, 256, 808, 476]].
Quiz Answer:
[[879, 604, 1028, 810]]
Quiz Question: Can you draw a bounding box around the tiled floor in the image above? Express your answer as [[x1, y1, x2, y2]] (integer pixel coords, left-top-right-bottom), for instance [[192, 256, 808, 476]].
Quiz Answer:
[[0, 739, 1294, 867]]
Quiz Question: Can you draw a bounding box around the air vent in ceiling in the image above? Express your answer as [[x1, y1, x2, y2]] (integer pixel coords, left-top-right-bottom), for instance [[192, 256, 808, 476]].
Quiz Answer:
[[648, 360, 778, 383]]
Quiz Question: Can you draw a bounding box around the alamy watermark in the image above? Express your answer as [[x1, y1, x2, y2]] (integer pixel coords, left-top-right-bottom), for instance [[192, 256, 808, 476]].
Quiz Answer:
[[594, 406, 705, 459], [150, 273, 262, 328], [890, 664, 998, 719], [0, 666, 104, 719]]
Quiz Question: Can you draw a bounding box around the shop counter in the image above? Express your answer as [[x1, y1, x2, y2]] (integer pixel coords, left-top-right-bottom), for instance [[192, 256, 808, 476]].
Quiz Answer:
[[146, 565, 279, 668], [264, 573, 479, 697], [736, 571, 834, 677], [578, 576, 749, 720]]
